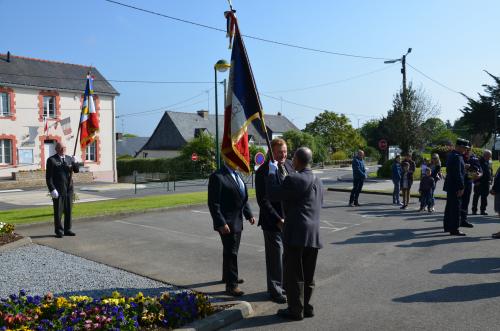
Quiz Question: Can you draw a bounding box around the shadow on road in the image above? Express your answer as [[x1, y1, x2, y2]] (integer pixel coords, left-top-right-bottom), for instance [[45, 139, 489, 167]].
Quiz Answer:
[[430, 258, 500, 274], [393, 282, 500, 303], [332, 227, 443, 245], [222, 312, 291, 330], [396, 236, 488, 248]]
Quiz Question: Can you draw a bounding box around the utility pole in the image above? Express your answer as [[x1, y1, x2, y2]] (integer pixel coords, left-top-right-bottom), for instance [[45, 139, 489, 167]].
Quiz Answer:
[[385, 48, 412, 112]]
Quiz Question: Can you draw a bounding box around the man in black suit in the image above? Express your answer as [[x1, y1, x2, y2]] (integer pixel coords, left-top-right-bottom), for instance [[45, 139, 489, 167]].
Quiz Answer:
[[208, 163, 255, 296], [443, 138, 468, 236], [266, 147, 323, 321], [46, 142, 79, 238], [255, 138, 295, 303]]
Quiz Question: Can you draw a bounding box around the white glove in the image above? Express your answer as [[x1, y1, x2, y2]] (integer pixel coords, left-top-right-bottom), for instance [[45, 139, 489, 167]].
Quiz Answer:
[[71, 156, 80, 164], [268, 160, 278, 175], [50, 189, 59, 199]]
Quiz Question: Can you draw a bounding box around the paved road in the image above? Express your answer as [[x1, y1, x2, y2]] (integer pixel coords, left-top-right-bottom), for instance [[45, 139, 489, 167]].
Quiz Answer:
[[16, 191, 500, 330]]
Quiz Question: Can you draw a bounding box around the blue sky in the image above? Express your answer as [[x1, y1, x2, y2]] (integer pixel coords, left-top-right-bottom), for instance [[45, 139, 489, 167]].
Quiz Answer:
[[2, 0, 499, 136]]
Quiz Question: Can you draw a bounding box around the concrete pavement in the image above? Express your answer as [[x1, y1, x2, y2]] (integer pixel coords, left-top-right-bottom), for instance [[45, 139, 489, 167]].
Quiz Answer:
[[15, 191, 500, 330]]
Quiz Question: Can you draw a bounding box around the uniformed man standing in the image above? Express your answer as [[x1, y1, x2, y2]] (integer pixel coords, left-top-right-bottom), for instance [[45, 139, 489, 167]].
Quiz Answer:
[[460, 147, 481, 228], [443, 139, 469, 236], [472, 150, 493, 215]]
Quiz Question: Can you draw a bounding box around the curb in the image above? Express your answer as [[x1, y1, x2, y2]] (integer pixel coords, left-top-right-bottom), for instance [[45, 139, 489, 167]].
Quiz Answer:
[[0, 236, 32, 253], [175, 301, 253, 331], [327, 187, 447, 200]]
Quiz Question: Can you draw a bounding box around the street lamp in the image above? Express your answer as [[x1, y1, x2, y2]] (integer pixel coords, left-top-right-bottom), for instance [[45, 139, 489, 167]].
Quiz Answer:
[[385, 48, 412, 111], [214, 59, 231, 170]]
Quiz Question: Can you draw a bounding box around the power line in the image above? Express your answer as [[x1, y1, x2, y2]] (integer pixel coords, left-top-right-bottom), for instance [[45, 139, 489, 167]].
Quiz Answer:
[[264, 64, 397, 94], [407, 63, 461, 94], [103, 0, 391, 61]]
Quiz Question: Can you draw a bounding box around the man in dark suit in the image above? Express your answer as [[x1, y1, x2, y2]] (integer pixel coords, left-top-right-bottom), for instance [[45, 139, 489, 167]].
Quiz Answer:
[[443, 139, 468, 236], [266, 147, 323, 321], [208, 163, 255, 296], [348, 150, 366, 207], [255, 138, 295, 304], [46, 142, 80, 238], [472, 149, 492, 215]]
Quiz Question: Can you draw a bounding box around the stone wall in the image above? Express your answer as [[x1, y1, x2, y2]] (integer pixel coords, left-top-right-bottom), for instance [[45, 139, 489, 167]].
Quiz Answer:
[[0, 170, 94, 190]]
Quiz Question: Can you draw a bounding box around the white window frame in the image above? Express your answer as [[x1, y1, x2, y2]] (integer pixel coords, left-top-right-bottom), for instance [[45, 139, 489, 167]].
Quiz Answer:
[[0, 92, 10, 116], [0, 139, 12, 164], [86, 141, 96, 162], [43, 96, 56, 118]]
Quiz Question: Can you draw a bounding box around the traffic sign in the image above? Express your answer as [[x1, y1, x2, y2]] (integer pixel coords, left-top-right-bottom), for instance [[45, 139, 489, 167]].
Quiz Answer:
[[255, 152, 265, 166], [191, 152, 198, 161], [378, 139, 388, 151]]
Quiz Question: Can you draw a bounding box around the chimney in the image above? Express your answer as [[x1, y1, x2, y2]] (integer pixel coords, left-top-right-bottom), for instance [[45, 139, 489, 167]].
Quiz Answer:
[[197, 109, 209, 119], [6, 51, 10, 63]]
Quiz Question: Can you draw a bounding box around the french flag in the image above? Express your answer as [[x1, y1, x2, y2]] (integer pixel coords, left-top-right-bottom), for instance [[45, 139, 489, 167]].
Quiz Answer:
[[221, 12, 267, 174]]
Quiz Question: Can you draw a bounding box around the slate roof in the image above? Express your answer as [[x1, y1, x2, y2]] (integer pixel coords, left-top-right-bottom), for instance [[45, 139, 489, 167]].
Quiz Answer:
[[116, 137, 149, 157], [0, 53, 119, 96], [139, 111, 298, 152]]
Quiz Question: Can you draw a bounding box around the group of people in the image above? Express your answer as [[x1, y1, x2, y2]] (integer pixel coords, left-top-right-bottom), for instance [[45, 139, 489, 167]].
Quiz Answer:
[[208, 138, 323, 321], [442, 139, 497, 236]]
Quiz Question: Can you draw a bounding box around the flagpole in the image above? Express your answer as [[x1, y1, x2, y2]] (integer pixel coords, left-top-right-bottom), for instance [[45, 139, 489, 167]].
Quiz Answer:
[[73, 71, 90, 157], [72, 120, 81, 157]]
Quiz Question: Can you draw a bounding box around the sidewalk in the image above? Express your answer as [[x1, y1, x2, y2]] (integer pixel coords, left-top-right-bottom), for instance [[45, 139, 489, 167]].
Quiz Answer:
[[333, 178, 446, 196]]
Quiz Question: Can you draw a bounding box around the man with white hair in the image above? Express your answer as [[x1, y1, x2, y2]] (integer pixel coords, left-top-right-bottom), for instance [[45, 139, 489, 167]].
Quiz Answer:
[[472, 149, 493, 215]]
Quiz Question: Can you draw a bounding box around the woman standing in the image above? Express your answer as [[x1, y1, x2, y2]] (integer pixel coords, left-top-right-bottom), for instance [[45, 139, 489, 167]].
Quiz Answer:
[[429, 153, 442, 212], [392, 155, 402, 205]]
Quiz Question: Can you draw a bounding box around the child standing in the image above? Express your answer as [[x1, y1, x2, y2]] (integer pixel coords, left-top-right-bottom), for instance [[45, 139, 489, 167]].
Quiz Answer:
[[419, 168, 435, 212], [400, 163, 413, 209]]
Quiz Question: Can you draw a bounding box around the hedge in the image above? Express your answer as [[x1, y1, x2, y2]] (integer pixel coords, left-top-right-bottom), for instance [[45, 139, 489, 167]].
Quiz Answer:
[[117, 157, 212, 180]]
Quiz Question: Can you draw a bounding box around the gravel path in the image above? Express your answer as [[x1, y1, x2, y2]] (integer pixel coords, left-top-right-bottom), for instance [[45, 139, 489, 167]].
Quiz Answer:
[[0, 244, 174, 299]]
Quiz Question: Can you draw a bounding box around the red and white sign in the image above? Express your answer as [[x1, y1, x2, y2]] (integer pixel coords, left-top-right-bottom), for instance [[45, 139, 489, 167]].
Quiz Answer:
[[378, 139, 388, 151], [191, 152, 198, 161]]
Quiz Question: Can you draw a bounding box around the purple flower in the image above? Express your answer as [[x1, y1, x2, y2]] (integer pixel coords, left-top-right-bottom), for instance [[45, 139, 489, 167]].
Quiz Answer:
[[19, 289, 26, 297]]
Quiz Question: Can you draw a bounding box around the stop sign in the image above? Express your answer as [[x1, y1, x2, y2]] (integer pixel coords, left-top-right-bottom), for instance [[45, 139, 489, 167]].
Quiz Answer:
[[191, 152, 198, 161], [378, 139, 388, 151]]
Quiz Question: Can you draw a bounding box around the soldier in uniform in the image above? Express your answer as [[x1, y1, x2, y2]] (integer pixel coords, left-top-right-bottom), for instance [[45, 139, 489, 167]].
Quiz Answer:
[[472, 150, 493, 215], [443, 139, 469, 236], [460, 146, 482, 228]]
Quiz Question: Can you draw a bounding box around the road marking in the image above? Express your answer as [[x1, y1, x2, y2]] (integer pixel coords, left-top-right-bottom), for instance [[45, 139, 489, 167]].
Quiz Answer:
[[191, 210, 210, 214], [320, 226, 348, 232], [0, 189, 23, 193], [114, 220, 264, 250]]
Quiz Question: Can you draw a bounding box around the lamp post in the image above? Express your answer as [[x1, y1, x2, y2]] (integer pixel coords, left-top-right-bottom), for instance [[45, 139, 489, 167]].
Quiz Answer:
[[385, 48, 412, 112], [214, 59, 231, 170]]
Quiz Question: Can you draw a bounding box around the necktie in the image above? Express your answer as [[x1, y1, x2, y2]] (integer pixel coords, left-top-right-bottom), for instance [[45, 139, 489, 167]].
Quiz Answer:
[[278, 164, 287, 180], [233, 171, 245, 197]]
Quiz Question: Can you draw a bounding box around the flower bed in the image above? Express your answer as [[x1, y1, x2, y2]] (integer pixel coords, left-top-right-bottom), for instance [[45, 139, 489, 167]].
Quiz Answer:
[[0, 222, 21, 247], [0, 290, 214, 330]]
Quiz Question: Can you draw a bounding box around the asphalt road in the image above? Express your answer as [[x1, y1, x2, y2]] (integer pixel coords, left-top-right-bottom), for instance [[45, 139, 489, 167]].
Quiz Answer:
[[15, 191, 500, 330]]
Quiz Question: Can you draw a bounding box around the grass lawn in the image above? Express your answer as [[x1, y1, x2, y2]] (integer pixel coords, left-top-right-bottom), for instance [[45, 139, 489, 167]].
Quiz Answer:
[[1, 189, 255, 225]]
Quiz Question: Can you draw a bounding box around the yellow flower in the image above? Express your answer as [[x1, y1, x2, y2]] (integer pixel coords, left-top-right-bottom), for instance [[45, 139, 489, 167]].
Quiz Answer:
[[56, 297, 68, 309]]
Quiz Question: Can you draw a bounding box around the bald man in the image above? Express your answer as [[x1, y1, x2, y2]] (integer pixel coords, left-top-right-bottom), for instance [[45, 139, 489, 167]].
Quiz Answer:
[[46, 142, 79, 238]]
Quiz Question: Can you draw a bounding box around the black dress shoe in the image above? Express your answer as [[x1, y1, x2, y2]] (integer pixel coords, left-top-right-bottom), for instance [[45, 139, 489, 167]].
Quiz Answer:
[[225, 287, 244, 297], [64, 230, 76, 236], [481, 211, 488, 215], [460, 222, 474, 228], [222, 278, 244, 284], [450, 230, 466, 236], [277, 308, 303, 321], [304, 304, 314, 318], [354, 203, 361, 207], [55, 232, 63, 238], [271, 295, 287, 304], [471, 211, 477, 215]]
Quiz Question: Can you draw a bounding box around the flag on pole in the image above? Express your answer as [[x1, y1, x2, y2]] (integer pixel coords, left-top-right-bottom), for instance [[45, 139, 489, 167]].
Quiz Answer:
[[80, 74, 99, 148], [221, 11, 268, 174]]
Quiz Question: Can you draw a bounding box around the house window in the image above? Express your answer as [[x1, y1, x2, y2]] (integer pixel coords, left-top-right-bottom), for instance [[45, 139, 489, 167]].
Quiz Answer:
[[43, 96, 56, 118], [0, 93, 10, 116], [86, 141, 96, 162], [0, 139, 12, 164]]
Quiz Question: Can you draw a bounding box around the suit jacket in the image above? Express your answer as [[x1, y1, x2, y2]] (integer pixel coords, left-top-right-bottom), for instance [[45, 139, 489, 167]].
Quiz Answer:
[[46, 154, 80, 197], [352, 157, 366, 179], [266, 168, 323, 249], [208, 166, 253, 233], [443, 150, 465, 193], [255, 159, 295, 232]]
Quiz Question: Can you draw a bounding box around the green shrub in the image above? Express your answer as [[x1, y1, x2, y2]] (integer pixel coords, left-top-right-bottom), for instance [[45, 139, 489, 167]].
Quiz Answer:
[[377, 159, 394, 178], [331, 150, 348, 161]]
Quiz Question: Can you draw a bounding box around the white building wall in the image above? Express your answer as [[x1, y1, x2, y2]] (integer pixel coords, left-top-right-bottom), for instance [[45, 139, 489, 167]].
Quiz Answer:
[[0, 87, 116, 182]]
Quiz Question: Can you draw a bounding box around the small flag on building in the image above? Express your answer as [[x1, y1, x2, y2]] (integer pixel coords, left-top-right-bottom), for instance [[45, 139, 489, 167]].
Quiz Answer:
[[43, 116, 48, 135], [60, 117, 72, 135], [221, 11, 269, 174], [79, 73, 99, 148]]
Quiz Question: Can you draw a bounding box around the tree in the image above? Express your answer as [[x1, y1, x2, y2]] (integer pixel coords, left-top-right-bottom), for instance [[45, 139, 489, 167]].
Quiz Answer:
[[281, 130, 328, 163], [458, 71, 500, 146], [179, 132, 216, 174], [360, 119, 384, 148], [304, 111, 365, 153], [383, 84, 439, 154], [421, 118, 457, 145]]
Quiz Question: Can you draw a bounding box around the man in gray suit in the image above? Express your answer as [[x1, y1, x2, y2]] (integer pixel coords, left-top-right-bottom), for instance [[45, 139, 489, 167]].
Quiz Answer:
[[267, 147, 324, 320], [255, 138, 295, 303]]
